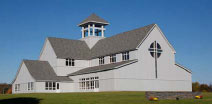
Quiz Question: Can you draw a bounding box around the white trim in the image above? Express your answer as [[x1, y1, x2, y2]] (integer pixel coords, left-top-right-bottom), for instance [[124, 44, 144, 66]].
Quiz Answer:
[[39, 38, 58, 60], [155, 24, 176, 53], [175, 63, 192, 74], [36, 80, 73, 82], [69, 59, 138, 76], [136, 24, 176, 53], [78, 21, 109, 26], [38, 38, 48, 60], [11, 61, 36, 84]]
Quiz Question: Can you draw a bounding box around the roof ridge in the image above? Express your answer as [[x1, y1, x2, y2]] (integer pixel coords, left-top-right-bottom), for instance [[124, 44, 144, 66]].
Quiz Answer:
[[91, 23, 155, 49], [78, 13, 109, 26], [47, 37, 83, 42], [23, 59, 48, 62], [107, 23, 155, 39]]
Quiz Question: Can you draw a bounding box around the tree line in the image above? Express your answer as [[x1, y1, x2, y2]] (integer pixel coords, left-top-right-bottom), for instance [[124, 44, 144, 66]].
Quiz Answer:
[[192, 82, 212, 92], [0, 83, 12, 94]]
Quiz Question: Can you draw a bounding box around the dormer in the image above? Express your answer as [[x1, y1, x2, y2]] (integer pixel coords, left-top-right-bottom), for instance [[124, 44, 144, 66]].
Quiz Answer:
[[79, 13, 109, 48]]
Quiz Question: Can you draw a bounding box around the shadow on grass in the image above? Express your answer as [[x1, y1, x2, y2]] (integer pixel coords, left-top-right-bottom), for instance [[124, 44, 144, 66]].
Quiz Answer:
[[0, 97, 42, 104]]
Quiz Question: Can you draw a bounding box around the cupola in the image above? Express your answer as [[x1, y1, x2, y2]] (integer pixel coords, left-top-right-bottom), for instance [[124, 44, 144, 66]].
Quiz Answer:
[[78, 13, 109, 38], [78, 13, 109, 48]]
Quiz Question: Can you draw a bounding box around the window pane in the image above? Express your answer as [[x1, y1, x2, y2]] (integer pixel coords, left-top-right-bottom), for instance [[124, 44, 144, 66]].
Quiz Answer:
[[45, 82, 48, 87], [72, 61, 75, 66], [150, 43, 154, 48], [66, 59, 69, 66], [127, 54, 129, 60], [150, 52, 154, 57], [49, 82, 52, 87], [69, 59, 71, 66], [31, 82, 33, 90], [53, 82, 56, 87], [157, 53, 161, 58], [157, 43, 161, 49]]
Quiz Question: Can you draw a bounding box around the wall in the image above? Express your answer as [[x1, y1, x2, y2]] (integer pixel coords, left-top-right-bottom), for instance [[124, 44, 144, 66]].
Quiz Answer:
[[113, 25, 192, 91], [39, 39, 57, 72], [12, 62, 35, 93], [35, 82, 73, 93], [70, 69, 115, 92], [90, 51, 136, 67], [56, 59, 90, 76], [81, 36, 104, 49]]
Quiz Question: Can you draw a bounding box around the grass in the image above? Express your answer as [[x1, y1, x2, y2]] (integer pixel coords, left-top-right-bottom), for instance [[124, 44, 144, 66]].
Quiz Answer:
[[0, 92, 212, 104]]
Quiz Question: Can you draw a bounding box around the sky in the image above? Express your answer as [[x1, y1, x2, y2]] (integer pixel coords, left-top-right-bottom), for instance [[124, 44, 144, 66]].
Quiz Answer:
[[0, 0, 211, 84]]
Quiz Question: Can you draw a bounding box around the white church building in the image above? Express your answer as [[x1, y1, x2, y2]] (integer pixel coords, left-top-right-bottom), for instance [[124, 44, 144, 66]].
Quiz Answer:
[[12, 14, 192, 93]]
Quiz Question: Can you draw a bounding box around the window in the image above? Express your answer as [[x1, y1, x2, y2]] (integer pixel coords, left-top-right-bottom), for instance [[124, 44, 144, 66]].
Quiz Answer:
[[15, 84, 20, 91], [95, 77, 99, 88], [45, 82, 56, 90], [99, 57, 104, 65], [57, 83, 59, 90], [90, 77, 94, 89], [66, 59, 75, 66], [110, 54, 116, 63], [122, 51, 129, 61], [86, 78, 90, 89], [79, 77, 99, 90], [28, 82, 33, 90], [148, 41, 163, 58]]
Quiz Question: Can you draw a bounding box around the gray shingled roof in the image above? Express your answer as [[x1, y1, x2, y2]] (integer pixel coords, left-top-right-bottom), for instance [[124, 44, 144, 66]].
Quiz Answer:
[[48, 37, 91, 59], [48, 24, 155, 59], [24, 60, 73, 81], [91, 24, 155, 58], [68, 60, 138, 76], [78, 13, 109, 26]]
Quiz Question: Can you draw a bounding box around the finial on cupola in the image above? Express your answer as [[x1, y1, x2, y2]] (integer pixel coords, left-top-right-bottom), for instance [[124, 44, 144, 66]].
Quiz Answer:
[[78, 13, 109, 38]]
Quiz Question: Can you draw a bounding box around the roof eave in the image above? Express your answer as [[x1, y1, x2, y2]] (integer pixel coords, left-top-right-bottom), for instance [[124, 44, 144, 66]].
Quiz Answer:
[[78, 21, 109, 27]]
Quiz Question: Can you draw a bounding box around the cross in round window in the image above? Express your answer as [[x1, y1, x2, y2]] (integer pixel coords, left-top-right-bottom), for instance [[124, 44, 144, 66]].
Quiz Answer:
[[149, 41, 163, 58]]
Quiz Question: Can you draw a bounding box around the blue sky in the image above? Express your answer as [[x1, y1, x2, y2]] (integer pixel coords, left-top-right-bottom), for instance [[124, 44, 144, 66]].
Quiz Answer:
[[0, 0, 211, 84]]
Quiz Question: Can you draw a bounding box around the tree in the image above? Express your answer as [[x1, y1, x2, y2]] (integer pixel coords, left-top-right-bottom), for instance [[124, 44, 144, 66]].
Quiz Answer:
[[192, 82, 200, 92], [199, 84, 210, 92], [209, 83, 212, 92]]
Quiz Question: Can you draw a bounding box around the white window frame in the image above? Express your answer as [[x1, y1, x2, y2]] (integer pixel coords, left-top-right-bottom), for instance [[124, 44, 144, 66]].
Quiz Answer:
[[66, 59, 75, 66], [122, 51, 129, 61], [28, 82, 34, 91], [110, 54, 116, 63], [99, 57, 104, 65], [45, 82, 56, 90], [79, 77, 99, 90], [15, 84, 20, 91]]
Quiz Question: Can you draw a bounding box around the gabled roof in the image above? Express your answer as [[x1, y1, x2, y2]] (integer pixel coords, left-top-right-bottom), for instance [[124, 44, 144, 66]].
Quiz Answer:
[[78, 13, 109, 26], [48, 37, 91, 60], [91, 24, 155, 58], [23, 60, 72, 81], [68, 60, 138, 76], [48, 24, 155, 59]]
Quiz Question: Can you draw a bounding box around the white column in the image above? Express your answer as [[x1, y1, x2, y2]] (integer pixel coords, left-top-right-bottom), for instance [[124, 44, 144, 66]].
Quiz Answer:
[[81, 27, 85, 38], [101, 25, 104, 37], [88, 24, 90, 36], [92, 24, 95, 36]]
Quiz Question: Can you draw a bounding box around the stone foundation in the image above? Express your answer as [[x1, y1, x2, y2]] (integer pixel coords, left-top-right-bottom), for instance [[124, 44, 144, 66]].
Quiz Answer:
[[145, 92, 201, 100]]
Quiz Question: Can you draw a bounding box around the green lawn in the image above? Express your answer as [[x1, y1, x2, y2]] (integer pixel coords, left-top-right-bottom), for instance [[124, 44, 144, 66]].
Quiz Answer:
[[0, 92, 212, 104]]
